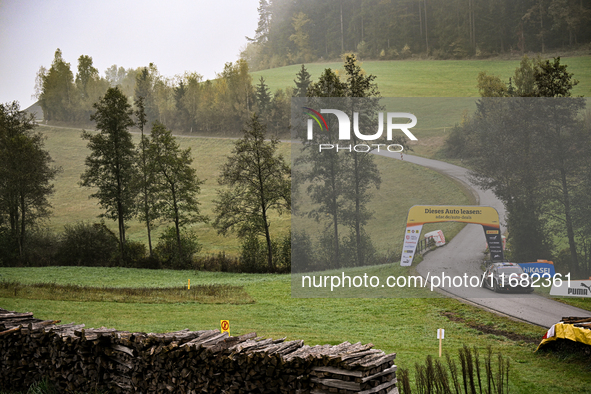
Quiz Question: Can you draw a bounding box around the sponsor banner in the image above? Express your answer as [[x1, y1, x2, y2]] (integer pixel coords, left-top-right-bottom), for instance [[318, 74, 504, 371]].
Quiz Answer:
[[550, 280, 591, 298], [519, 263, 556, 277], [482, 225, 504, 261], [402, 205, 503, 265], [401, 224, 423, 266], [405, 205, 501, 227]]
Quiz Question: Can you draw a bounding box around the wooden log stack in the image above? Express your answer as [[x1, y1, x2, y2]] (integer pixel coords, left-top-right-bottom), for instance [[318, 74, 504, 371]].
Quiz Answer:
[[0, 308, 397, 393], [561, 316, 591, 330]]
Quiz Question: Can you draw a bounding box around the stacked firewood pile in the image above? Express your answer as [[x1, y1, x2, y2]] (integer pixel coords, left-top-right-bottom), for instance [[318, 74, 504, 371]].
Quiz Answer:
[[0, 308, 397, 393], [561, 316, 591, 329], [309, 348, 397, 394]]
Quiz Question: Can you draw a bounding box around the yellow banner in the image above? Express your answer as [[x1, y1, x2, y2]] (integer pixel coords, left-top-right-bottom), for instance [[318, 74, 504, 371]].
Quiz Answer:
[[406, 205, 501, 228], [537, 323, 591, 351]]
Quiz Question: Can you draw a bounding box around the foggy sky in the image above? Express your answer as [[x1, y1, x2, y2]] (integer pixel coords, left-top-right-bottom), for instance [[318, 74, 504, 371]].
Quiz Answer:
[[0, 0, 259, 109]]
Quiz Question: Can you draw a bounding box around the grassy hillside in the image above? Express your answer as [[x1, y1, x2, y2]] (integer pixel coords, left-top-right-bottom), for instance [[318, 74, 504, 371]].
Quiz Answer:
[[253, 56, 591, 98], [40, 124, 470, 256], [254, 56, 591, 158]]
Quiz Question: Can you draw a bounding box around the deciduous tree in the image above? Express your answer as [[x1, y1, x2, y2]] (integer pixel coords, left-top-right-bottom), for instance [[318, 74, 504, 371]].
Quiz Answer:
[[301, 68, 347, 268], [147, 121, 207, 257], [80, 87, 137, 253], [213, 113, 290, 270], [0, 101, 60, 260], [341, 54, 382, 266], [135, 96, 156, 255]]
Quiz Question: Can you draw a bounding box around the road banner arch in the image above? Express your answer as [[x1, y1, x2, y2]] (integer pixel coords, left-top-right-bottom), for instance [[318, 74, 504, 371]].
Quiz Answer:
[[401, 205, 503, 266]]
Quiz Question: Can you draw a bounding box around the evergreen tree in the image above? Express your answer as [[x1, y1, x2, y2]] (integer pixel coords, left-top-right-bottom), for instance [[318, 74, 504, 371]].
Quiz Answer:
[[255, 76, 272, 115], [246, 0, 271, 44], [293, 64, 312, 97], [39, 49, 76, 121]]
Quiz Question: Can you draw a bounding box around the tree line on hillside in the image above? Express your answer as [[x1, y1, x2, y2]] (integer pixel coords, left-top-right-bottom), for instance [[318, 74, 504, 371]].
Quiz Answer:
[[2, 53, 398, 272], [35, 49, 291, 136], [444, 56, 591, 277], [241, 0, 591, 70], [0, 91, 292, 271]]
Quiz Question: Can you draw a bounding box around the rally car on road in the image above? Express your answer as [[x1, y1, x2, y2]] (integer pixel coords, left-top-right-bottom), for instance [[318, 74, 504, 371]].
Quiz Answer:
[[482, 262, 534, 293]]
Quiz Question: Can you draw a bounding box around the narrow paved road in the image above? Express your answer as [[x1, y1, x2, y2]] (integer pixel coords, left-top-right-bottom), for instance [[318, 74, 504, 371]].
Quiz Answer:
[[375, 150, 591, 328]]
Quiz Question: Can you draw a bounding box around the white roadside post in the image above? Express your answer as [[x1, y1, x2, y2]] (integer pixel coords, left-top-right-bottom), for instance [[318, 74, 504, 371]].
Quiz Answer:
[[437, 328, 445, 357]]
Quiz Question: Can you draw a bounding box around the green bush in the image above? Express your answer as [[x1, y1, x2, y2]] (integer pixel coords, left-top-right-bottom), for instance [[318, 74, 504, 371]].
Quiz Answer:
[[239, 235, 269, 273], [23, 229, 60, 266], [154, 227, 202, 270], [291, 230, 313, 273], [274, 232, 291, 273], [0, 226, 18, 266], [195, 252, 241, 272], [120, 239, 148, 267], [55, 222, 118, 266], [239, 233, 291, 273], [341, 229, 378, 267]]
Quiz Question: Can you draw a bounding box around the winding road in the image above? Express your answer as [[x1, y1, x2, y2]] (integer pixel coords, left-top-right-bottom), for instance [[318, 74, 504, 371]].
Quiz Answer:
[[375, 150, 591, 328]]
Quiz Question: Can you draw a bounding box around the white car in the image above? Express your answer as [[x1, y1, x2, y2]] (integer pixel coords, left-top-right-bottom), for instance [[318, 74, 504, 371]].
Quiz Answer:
[[482, 262, 534, 293]]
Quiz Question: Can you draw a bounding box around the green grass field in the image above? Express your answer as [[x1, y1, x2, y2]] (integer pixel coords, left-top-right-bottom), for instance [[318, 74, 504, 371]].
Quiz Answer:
[[1, 266, 591, 392], [253, 56, 591, 98]]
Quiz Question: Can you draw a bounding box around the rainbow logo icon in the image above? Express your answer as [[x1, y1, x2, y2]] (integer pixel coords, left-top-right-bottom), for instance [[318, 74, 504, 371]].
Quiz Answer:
[[303, 107, 328, 131]]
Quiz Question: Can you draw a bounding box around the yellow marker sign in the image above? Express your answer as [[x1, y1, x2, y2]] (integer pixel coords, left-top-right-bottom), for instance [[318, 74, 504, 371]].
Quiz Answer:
[[221, 320, 230, 336], [188, 279, 190, 289]]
